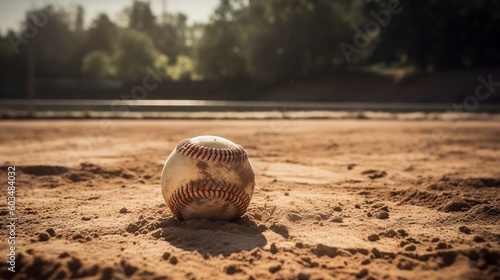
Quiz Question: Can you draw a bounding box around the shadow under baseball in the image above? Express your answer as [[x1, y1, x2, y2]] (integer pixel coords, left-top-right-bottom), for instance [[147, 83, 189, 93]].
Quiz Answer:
[[153, 216, 267, 256]]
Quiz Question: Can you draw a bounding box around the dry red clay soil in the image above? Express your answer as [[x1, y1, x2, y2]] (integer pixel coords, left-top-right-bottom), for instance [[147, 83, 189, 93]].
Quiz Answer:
[[0, 119, 499, 280]]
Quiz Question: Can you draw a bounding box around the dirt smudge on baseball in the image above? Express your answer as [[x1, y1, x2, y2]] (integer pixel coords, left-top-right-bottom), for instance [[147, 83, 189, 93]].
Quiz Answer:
[[196, 161, 209, 170]]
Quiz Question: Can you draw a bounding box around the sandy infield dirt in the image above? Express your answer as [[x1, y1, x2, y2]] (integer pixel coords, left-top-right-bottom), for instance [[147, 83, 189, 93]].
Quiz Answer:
[[0, 119, 499, 280]]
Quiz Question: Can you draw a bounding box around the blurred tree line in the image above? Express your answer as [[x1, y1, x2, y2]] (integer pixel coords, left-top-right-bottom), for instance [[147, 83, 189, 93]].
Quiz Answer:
[[0, 1, 200, 82], [0, 0, 499, 85]]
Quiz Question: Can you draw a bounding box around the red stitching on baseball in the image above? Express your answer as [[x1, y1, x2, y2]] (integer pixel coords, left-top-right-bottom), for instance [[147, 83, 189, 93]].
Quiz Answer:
[[176, 138, 248, 163], [168, 180, 250, 220]]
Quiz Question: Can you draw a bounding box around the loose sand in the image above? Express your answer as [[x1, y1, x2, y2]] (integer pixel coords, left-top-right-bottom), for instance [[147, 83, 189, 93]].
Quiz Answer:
[[0, 119, 499, 279]]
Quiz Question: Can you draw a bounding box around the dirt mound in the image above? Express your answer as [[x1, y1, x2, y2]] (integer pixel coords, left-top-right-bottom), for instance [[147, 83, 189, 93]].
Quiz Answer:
[[428, 177, 500, 190]]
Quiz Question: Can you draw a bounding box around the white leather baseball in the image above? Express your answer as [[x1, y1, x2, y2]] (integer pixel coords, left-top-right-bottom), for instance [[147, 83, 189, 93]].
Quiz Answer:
[[161, 135, 255, 221]]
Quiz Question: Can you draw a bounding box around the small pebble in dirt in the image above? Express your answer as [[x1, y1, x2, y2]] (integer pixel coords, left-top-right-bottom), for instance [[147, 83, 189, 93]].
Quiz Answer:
[[72, 233, 84, 240], [59, 252, 70, 259], [355, 204, 361, 209], [371, 248, 382, 259], [81, 216, 91, 221], [162, 252, 171, 260], [46, 228, 56, 237], [225, 265, 242, 275], [367, 212, 373, 218], [361, 259, 371, 265], [331, 216, 343, 223], [169, 256, 178, 265], [295, 242, 304, 249], [269, 224, 289, 238], [269, 265, 281, 273], [380, 229, 398, 238], [288, 213, 302, 222], [377, 211, 389, 219], [473, 236, 485, 243], [362, 170, 387, 180], [333, 206, 342, 212], [356, 268, 369, 279], [368, 234, 380, 242], [38, 232, 50, 242], [397, 229, 408, 237], [298, 272, 310, 280], [318, 213, 330, 220], [459, 225, 472, 234], [435, 242, 448, 250], [126, 224, 139, 234], [441, 199, 471, 212], [120, 208, 129, 214], [270, 243, 278, 254], [405, 245, 416, 251], [406, 237, 420, 244]]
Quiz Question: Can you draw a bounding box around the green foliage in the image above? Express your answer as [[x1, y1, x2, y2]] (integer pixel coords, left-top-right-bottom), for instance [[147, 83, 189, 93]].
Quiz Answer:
[[194, 0, 246, 80], [167, 55, 199, 81], [124, 1, 190, 62], [366, 0, 500, 72], [113, 29, 162, 81], [154, 13, 190, 63], [196, 0, 500, 80], [81, 51, 114, 79], [0, 37, 15, 77], [195, 21, 246, 80], [129, 0, 156, 32], [87, 14, 118, 53], [28, 5, 80, 78], [239, 0, 359, 81], [1, 0, 499, 85], [195, 0, 363, 81]]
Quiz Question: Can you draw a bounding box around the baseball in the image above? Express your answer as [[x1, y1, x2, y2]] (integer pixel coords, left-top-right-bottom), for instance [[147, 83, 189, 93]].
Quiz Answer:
[[161, 135, 255, 221]]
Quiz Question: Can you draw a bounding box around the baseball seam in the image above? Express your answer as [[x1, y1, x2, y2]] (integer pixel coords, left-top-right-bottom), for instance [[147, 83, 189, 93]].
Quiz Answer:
[[168, 179, 250, 220], [176, 138, 248, 163]]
